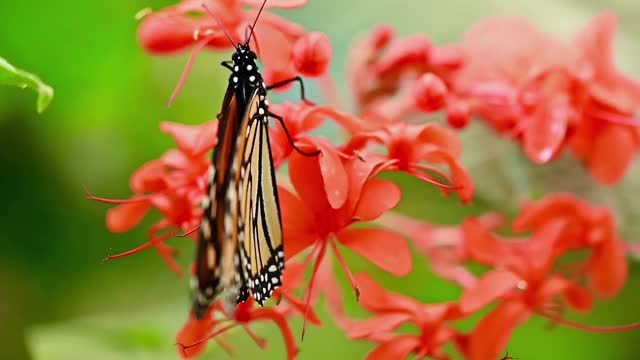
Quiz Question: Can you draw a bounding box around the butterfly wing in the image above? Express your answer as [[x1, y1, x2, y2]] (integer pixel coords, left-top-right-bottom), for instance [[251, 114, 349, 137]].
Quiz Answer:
[[192, 85, 243, 318], [237, 89, 284, 306]]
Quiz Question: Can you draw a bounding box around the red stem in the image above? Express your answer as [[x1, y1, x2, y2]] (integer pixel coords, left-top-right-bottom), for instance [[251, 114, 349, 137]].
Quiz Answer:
[[168, 35, 217, 107], [83, 185, 154, 204], [302, 240, 328, 341], [180, 322, 238, 351], [537, 311, 640, 333], [409, 169, 461, 190], [105, 228, 178, 260], [329, 239, 359, 301]]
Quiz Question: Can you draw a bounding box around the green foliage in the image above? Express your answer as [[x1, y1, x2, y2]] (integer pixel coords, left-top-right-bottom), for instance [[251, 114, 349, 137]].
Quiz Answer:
[[0, 56, 53, 113]]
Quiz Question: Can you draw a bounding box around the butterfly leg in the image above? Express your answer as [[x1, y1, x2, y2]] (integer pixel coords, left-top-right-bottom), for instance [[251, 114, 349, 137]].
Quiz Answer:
[[267, 76, 314, 105], [221, 61, 234, 71], [268, 112, 321, 157]]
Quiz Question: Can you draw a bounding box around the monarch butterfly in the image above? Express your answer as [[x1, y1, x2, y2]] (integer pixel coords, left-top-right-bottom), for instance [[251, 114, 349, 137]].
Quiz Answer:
[[191, 0, 318, 318]]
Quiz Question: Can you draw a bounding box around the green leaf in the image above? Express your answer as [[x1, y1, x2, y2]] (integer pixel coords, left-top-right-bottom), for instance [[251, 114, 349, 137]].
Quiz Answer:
[[0, 56, 54, 113]]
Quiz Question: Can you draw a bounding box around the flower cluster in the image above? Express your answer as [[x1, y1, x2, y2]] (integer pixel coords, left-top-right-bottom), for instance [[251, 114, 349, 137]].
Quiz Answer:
[[91, 2, 640, 359]]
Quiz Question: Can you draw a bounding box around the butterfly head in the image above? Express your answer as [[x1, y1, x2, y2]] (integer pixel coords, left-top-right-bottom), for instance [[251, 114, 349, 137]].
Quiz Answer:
[[229, 45, 261, 87], [233, 44, 257, 63]]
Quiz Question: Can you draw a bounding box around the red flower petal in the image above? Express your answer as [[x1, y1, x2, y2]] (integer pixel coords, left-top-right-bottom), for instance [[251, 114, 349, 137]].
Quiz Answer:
[[366, 335, 421, 360], [469, 300, 531, 360], [527, 220, 567, 275], [161, 149, 194, 171], [138, 11, 234, 54], [295, 137, 348, 209], [288, 148, 331, 212], [354, 179, 401, 221], [374, 34, 432, 76], [586, 236, 628, 298], [512, 193, 582, 232], [137, 14, 201, 54], [421, 148, 474, 202], [575, 12, 640, 113], [589, 124, 635, 185], [337, 228, 412, 276], [176, 311, 216, 359], [418, 123, 462, 158], [106, 201, 152, 233], [356, 272, 421, 314], [277, 186, 319, 259], [346, 313, 412, 339], [253, 23, 294, 71], [462, 217, 503, 265], [536, 275, 570, 304], [250, 308, 299, 360], [282, 261, 306, 290], [460, 269, 520, 314], [244, 0, 307, 9], [130, 159, 167, 193], [523, 100, 570, 163], [564, 283, 594, 312], [160, 120, 218, 157]]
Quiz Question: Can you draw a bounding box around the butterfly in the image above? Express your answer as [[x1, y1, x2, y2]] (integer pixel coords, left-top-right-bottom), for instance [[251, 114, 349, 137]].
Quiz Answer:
[[190, 0, 319, 319]]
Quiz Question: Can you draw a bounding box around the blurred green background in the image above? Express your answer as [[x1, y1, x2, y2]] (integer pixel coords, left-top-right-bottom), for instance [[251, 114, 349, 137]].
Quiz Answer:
[[1, 0, 640, 359]]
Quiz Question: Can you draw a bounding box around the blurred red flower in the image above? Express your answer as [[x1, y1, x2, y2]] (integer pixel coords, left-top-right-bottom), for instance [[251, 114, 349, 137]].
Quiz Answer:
[[138, 0, 334, 83], [513, 193, 628, 298], [344, 273, 465, 360], [451, 13, 640, 183], [380, 211, 504, 288], [176, 263, 319, 359], [460, 219, 594, 360], [88, 121, 217, 274], [459, 194, 636, 360], [348, 24, 463, 119]]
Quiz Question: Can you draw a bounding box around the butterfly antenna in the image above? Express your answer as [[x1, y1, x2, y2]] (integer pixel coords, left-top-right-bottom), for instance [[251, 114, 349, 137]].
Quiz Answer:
[[246, 0, 268, 45], [201, 3, 238, 50]]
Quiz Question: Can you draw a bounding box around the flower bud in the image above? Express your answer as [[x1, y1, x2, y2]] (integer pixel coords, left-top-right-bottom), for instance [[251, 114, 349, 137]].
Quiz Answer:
[[446, 99, 471, 129], [292, 32, 332, 77], [370, 23, 394, 50], [414, 73, 447, 112]]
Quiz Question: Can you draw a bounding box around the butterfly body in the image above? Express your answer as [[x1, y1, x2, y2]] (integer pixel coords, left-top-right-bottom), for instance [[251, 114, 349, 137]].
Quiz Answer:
[[192, 43, 284, 319]]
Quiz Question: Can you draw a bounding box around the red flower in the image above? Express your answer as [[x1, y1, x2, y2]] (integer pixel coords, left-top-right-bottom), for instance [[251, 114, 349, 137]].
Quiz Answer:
[[452, 16, 588, 163], [348, 24, 463, 119], [379, 211, 504, 288], [176, 263, 318, 360], [344, 121, 474, 202], [280, 147, 411, 334], [513, 193, 628, 298], [291, 31, 332, 77], [87, 120, 217, 274], [460, 219, 591, 360], [343, 273, 465, 360], [267, 102, 332, 167], [139, 0, 306, 70], [137, 0, 333, 88], [460, 204, 637, 360]]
